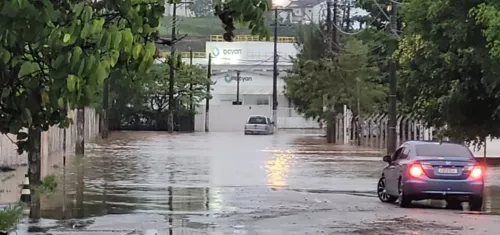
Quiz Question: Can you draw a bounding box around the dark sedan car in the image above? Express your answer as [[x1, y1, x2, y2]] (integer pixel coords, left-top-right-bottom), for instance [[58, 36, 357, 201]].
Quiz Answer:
[[377, 141, 484, 210]]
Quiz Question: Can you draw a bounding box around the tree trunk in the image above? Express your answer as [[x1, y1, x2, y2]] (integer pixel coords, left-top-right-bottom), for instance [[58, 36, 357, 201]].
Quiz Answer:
[[326, 111, 336, 143], [75, 157, 85, 218], [101, 78, 109, 139], [101, 109, 108, 138], [29, 193, 41, 220], [28, 128, 41, 187], [75, 107, 85, 156]]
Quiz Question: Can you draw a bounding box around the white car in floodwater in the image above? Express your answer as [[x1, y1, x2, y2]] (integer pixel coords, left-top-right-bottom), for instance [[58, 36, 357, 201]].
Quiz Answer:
[[244, 115, 275, 135]]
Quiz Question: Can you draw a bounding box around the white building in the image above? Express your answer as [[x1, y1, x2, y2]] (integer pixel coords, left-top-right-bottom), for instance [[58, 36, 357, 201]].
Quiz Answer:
[[164, 3, 195, 17], [176, 41, 318, 132]]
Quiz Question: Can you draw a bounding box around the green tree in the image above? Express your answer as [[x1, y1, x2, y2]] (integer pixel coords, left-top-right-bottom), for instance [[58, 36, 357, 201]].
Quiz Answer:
[[188, 0, 213, 17], [110, 59, 210, 130], [145, 62, 210, 114], [395, 0, 500, 145], [213, 0, 272, 41], [0, 0, 165, 185], [0, 0, 270, 184], [286, 34, 383, 120]]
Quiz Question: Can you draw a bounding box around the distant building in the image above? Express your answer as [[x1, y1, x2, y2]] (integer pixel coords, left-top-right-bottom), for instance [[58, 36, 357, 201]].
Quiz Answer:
[[279, 0, 367, 25], [280, 0, 323, 24], [164, 3, 195, 17]]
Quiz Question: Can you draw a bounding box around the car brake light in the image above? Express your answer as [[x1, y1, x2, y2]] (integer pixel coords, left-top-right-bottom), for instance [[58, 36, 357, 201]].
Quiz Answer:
[[469, 165, 483, 179], [409, 164, 424, 177]]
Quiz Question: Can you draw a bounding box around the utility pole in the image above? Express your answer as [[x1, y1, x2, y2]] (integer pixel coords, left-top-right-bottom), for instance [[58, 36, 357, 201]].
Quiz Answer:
[[325, 0, 333, 143], [333, 0, 338, 49], [167, 3, 177, 133], [236, 70, 241, 104], [272, 7, 279, 126], [205, 53, 211, 132], [387, 1, 398, 154], [189, 48, 193, 111], [232, 70, 242, 105]]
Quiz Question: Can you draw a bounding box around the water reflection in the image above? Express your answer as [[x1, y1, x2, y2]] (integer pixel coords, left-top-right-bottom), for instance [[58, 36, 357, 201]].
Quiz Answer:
[[36, 133, 213, 220], [265, 149, 294, 187]]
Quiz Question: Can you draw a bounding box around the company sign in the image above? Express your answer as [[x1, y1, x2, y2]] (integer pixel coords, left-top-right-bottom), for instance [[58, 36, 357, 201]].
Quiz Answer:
[[224, 74, 252, 83], [212, 47, 243, 57]]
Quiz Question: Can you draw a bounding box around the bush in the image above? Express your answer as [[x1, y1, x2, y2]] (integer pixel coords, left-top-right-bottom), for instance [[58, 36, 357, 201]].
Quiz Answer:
[[0, 204, 22, 232], [34, 175, 58, 194]]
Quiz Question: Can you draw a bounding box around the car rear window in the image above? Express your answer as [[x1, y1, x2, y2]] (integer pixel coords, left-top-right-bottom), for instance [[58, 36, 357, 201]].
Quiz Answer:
[[247, 117, 267, 124], [415, 144, 473, 158]]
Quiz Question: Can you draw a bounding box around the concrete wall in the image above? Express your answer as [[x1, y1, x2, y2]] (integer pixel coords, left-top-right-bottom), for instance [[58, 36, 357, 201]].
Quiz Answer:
[[0, 108, 100, 205], [205, 41, 297, 64], [194, 105, 319, 132], [0, 107, 100, 168]]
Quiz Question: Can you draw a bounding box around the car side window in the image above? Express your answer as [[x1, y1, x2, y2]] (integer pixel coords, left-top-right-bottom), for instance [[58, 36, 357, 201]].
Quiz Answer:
[[400, 148, 410, 159], [267, 117, 272, 124], [392, 148, 403, 161]]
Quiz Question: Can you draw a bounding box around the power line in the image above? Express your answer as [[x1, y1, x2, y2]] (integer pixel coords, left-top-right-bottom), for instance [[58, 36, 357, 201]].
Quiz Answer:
[[331, 12, 382, 36], [371, 0, 401, 39], [301, 10, 384, 55]]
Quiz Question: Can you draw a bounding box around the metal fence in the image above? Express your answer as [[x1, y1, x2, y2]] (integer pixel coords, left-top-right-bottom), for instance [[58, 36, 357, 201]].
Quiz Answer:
[[333, 112, 435, 149], [209, 35, 296, 43]]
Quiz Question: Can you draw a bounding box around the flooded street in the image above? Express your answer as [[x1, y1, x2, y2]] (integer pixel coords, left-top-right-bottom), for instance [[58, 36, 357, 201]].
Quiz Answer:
[[8, 131, 500, 234]]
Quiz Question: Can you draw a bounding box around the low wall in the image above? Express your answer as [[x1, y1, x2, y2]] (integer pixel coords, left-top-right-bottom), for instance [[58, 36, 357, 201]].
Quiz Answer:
[[0, 108, 100, 205], [0, 107, 100, 169]]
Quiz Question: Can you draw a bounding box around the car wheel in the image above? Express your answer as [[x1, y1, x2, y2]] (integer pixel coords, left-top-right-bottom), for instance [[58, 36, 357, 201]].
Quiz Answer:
[[446, 199, 463, 210], [398, 179, 412, 208], [377, 177, 397, 203], [469, 196, 483, 211]]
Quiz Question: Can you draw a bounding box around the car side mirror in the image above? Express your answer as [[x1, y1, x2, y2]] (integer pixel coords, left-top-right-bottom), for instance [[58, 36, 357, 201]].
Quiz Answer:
[[383, 155, 392, 163], [271, 122, 275, 125]]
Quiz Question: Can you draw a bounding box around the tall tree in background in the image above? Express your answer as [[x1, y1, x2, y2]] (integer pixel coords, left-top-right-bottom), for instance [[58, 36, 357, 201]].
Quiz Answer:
[[188, 0, 213, 17], [0, 0, 164, 185], [285, 23, 384, 120], [395, 0, 500, 146]]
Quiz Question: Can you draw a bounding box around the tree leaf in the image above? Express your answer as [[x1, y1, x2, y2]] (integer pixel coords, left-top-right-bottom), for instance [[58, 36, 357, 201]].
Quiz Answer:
[[67, 74, 78, 92], [57, 97, 65, 108], [63, 33, 71, 43], [72, 2, 85, 16], [95, 63, 107, 84], [18, 61, 37, 78], [23, 108, 32, 125], [132, 44, 142, 59], [17, 132, 28, 140], [41, 90, 49, 105]]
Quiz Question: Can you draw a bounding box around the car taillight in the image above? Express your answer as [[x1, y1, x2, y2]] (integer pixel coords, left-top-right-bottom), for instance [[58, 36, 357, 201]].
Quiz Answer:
[[409, 164, 424, 177], [469, 165, 483, 179]]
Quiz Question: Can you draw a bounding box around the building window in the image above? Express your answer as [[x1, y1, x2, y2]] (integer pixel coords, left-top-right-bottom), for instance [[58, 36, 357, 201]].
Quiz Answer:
[[256, 98, 269, 105]]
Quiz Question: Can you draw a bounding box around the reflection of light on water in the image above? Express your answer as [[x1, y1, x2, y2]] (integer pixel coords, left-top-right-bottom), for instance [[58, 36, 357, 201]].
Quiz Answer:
[[265, 149, 294, 187], [208, 188, 224, 212]]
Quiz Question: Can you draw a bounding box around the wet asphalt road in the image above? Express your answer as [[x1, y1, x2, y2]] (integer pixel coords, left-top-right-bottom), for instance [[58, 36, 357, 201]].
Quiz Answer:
[[11, 130, 500, 235]]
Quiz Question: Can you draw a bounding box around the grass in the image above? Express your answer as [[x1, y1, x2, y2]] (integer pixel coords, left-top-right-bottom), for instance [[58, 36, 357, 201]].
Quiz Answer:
[[0, 204, 22, 232], [33, 175, 58, 194]]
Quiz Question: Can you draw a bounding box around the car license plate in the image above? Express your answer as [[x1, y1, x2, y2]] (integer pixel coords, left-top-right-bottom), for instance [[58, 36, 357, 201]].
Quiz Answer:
[[438, 168, 458, 174]]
